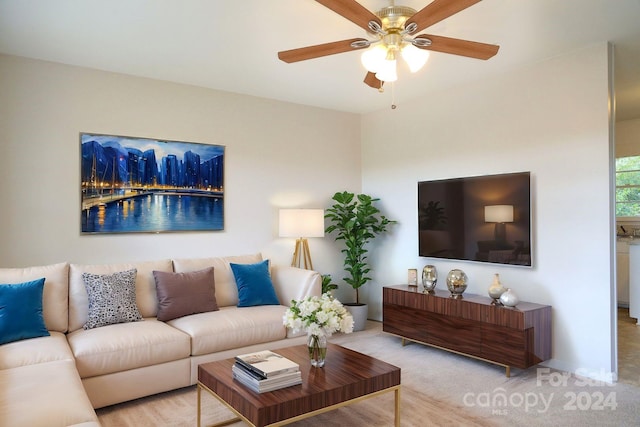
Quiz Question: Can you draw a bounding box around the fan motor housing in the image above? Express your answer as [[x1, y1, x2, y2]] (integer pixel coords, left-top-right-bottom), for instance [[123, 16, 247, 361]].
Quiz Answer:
[[376, 6, 417, 31]]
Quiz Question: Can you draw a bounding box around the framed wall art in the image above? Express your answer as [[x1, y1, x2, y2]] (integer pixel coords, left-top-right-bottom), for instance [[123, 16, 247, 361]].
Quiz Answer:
[[80, 133, 224, 234]]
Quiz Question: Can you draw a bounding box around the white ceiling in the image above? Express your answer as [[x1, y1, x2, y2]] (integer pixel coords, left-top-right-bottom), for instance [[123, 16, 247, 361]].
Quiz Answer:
[[1, 0, 639, 118]]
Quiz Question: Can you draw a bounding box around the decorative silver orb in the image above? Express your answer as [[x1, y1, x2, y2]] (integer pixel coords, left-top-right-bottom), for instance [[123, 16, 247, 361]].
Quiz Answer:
[[446, 269, 468, 299], [499, 288, 520, 307], [422, 265, 437, 293]]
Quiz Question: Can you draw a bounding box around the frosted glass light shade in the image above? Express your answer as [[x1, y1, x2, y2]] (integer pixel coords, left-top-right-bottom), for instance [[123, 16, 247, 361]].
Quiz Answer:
[[401, 44, 430, 72], [279, 209, 325, 237], [361, 45, 387, 73], [484, 205, 514, 223], [375, 59, 398, 82]]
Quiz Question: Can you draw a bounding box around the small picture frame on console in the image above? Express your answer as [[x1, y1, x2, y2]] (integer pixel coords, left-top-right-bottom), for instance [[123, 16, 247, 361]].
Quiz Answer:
[[407, 269, 418, 287]]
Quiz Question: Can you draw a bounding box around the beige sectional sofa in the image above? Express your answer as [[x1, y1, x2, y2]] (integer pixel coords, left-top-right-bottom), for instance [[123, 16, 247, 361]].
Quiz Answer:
[[0, 253, 321, 427]]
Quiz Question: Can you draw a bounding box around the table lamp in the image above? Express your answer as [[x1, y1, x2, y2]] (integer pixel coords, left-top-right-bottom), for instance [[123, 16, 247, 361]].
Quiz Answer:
[[279, 209, 324, 270]]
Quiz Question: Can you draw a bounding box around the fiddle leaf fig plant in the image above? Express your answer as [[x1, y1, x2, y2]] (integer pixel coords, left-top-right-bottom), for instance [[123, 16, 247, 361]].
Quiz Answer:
[[325, 191, 397, 304]]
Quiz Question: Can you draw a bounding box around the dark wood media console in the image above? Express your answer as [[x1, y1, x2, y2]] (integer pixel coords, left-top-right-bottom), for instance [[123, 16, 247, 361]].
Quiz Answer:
[[383, 285, 551, 376]]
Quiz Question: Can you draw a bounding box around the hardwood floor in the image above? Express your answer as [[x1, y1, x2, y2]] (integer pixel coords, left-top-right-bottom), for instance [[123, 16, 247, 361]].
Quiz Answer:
[[98, 320, 640, 426], [618, 307, 640, 386]]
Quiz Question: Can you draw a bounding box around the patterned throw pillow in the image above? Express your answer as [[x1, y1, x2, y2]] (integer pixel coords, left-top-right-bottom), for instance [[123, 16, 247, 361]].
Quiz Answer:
[[82, 269, 143, 330]]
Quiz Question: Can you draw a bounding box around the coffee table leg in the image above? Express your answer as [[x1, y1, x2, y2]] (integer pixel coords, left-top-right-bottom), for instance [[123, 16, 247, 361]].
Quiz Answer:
[[395, 386, 401, 427], [197, 384, 202, 427], [197, 382, 247, 427]]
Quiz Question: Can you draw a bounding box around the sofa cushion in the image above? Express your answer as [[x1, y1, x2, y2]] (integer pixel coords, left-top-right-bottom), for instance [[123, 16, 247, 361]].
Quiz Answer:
[[153, 267, 218, 321], [0, 278, 50, 345], [67, 318, 191, 378], [270, 265, 323, 306], [0, 262, 69, 333], [0, 360, 99, 427], [82, 269, 143, 330], [167, 305, 287, 356], [230, 260, 280, 307], [69, 260, 173, 332], [0, 331, 73, 370], [172, 253, 263, 307]]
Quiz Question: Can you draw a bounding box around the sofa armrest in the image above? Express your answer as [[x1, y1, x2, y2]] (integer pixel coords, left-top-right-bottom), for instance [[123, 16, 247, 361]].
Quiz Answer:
[[271, 266, 321, 305]]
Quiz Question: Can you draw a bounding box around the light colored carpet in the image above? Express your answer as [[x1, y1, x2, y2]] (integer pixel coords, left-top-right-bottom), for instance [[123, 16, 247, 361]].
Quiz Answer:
[[97, 322, 640, 426]]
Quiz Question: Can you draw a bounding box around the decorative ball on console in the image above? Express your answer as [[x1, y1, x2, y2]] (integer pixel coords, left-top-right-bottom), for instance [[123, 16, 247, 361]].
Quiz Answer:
[[422, 265, 437, 293], [499, 288, 520, 307], [446, 269, 468, 299]]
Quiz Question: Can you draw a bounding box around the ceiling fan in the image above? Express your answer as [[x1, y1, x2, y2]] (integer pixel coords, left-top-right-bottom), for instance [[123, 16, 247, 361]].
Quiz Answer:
[[278, 0, 499, 90]]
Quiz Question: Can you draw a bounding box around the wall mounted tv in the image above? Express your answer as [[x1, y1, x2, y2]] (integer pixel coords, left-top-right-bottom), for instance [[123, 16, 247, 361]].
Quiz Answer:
[[418, 172, 532, 267]]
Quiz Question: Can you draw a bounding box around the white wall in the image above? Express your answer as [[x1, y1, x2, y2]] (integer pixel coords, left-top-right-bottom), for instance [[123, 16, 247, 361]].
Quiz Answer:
[[0, 54, 360, 278], [0, 44, 619, 379], [360, 43, 614, 378], [616, 118, 640, 157]]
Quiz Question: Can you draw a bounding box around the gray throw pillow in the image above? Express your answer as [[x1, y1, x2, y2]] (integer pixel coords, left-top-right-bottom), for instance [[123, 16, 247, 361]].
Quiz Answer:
[[82, 269, 143, 330], [153, 267, 218, 321]]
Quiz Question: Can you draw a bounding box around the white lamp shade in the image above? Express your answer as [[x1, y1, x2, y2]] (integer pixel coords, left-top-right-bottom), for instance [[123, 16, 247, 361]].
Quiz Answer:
[[375, 58, 398, 82], [279, 209, 325, 238], [361, 45, 387, 73], [484, 205, 514, 223], [401, 44, 430, 73]]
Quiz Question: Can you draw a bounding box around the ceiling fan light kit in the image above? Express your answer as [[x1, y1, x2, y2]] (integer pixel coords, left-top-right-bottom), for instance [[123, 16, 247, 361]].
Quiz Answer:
[[360, 5, 431, 81], [373, 57, 398, 82], [358, 7, 432, 82], [401, 44, 430, 72], [278, 0, 499, 95]]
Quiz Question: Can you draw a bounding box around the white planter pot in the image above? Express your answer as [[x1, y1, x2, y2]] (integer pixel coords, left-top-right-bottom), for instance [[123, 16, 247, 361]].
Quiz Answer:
[[345, 303, 368, 332]]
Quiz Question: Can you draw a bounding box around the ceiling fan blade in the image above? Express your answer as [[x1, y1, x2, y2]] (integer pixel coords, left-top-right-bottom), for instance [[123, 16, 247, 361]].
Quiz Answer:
[[407, 0, 481, 34], [278, 38, 369, 63], [363, 72, 384, 89], [315, 0, 381, 32], [415, 34, 499, 60]]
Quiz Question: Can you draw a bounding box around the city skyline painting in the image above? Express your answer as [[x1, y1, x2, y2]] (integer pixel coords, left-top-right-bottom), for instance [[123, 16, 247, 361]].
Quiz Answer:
[[80, 133, 224, 234]]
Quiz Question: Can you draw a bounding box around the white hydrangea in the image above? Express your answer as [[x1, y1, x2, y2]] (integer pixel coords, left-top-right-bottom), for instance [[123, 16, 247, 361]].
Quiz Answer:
[[283, 293, 354, 338]]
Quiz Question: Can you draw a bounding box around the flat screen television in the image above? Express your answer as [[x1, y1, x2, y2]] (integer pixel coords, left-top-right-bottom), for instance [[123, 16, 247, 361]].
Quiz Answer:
[[418, 172, 532, 267]]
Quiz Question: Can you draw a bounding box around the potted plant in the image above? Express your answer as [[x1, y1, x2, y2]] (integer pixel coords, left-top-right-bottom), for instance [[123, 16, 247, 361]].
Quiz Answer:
[[321, 274, 338, 295], [325, 191, 396, 331]]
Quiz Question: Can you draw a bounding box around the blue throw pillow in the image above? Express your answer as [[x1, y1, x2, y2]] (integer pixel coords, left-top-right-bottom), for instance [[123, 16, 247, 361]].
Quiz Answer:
[[230, 260, 280, 307], [0, 278, 50, 345]]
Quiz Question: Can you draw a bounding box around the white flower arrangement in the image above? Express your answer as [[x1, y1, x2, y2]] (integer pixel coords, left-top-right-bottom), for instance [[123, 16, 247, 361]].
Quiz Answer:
[[283, 293, 354, 337]]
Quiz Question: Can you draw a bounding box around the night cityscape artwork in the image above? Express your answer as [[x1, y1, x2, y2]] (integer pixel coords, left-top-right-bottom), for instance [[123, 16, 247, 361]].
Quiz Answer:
[[81, 133, 224, 234]]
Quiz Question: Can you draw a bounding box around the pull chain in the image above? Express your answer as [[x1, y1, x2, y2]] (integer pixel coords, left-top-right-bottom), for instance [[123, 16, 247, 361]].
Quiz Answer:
[[391, 81, 397, 109]]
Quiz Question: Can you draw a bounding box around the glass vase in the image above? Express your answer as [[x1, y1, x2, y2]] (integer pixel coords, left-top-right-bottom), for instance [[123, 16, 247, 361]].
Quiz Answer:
[[488, 273, 506, 304], [446, 269, 468, 299], [307, 333, 327, 367], [422, 265, 437, 293]]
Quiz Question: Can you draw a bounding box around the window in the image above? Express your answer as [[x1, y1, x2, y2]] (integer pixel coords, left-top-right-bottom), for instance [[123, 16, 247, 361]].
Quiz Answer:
[[616, 156, 640, 217]]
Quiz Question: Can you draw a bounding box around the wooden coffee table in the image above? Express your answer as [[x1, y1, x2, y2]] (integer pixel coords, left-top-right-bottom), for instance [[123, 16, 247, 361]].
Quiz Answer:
[[197, 343, 401, 427]]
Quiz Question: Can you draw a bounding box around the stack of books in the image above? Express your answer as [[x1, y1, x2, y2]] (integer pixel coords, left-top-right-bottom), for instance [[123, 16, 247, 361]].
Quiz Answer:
[[232, 350, 302, 393]]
